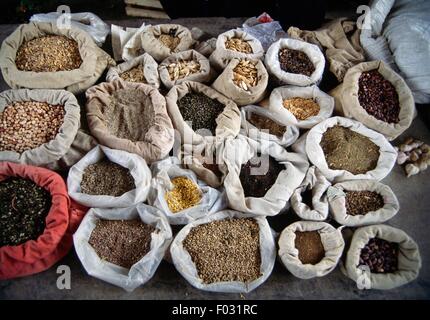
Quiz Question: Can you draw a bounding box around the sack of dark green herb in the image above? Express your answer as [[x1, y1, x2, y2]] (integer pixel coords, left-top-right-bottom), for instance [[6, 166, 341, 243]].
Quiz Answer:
[[223, 135, 309, 216], [106, 53, 160, 88], [290, 166, 331, 221], [170, 210, 276, 293], [327, 180, 399, 227], [212, 58, 268, 106], [148, 157, 226, 225], [73, 203, 172, 292], [86, 79, 174, 163], [209, 29, 264, 72], [278, 221, 345, 279], [305, 116, 397, 182], [240, 105, 299, 147], [0, 22, 115, 94], [268, 85, 334, 129], [330, 61, 415, 141], [265, 38, 325, 86], [67, 145, 151, 208], [343, 224, 421, 290], [0, 162, 88, 280], [165, 81, 240, 145]]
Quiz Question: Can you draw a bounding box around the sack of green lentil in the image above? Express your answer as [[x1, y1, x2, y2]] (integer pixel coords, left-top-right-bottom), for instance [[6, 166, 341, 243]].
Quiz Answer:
[[327, 180, 399, 227], [268, 85, 334, 129], [343, 224, 421, 290], [86, 79, 174, 163], [265, 38, 325, 86], [278, 221, 345, 279], [330, 61, 415, 141], [170, 210, 276, 293], [290, 166, 331, 221], [73, 203, 172, 292], [305, 116, 397, 182], [0, 22, 115, 94]]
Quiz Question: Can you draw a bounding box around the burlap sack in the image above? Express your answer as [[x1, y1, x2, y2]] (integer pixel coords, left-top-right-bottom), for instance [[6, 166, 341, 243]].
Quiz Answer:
[[327, 180, 399, 227], [269, 85, 334, 129], [343, 224, 421, 290], [194, 37, 217, 57], [209, 29, 264, 71], [265, 38, 325, 86], [305, 117, 397, 182], [290, 166, 331, 221], [278, 221, 345, 279], [86, 79, 174, 164], [106, 53, 160, 88], [0, 22, 115, 94], [212, 58, 268, 106], [223, 135, 309, 216], [165, 81, 240, 146], [330, 61, 415, 141]]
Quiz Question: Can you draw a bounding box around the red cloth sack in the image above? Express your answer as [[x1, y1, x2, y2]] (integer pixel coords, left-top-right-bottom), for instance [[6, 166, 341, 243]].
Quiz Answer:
[[0, 162, 87, 280]]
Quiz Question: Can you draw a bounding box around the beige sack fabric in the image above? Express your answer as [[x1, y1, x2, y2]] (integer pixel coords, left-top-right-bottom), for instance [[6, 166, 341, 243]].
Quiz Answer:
[[86, 79, 174, 164], [330, 61, 415, 141], [0, 22, 115, 94], [343, 224, 421, 290], [278, 221, 345, 279]]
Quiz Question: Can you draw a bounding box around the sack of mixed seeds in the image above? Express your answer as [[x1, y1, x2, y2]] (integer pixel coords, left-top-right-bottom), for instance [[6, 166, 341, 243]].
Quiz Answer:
[[278, 221, 345, 279], [290, 166, 331, 221], [170, 210, 276, 293], [327, 180, 399, 227], [212, 58, 268, 106], [86, 79, 174, 163], [148, 157, 226, 225], [0, 22, 115, 94], [330, 61, 415, 141], [343, 224, 421, 290], [106, 53, 160, 88], [223, 135, 309, 216], [209, 29, 264, 71], [73, 203, 172, 292], [265, 38, 325, 86], [268, 85, 334, 129], [305, 116, 397, 182]]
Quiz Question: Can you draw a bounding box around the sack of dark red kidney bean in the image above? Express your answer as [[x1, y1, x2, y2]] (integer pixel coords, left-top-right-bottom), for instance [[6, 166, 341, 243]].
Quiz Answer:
[[330, 61, 415, 141]]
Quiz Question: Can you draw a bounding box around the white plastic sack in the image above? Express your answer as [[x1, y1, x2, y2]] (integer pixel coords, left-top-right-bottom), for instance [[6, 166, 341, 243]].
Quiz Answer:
[[121, 23, 150, 62], [111, 23, 142, 61]]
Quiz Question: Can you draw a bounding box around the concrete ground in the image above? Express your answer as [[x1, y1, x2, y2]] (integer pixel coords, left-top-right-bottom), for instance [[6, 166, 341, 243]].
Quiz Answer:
[[0, 18, 429, 300]]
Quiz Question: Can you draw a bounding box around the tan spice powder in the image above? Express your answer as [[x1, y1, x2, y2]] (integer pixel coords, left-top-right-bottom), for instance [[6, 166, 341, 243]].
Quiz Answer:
[[295, 231, 325, 265], [282, 97, 320, 120], [165, 176, 202, 213]]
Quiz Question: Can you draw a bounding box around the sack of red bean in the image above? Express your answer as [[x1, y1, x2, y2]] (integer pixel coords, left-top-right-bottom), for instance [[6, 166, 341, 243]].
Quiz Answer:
[[278, 221, 345, 279], [73, 203, 172, 292], [343, 224, 421, 290], [170, 210, 276, 293]]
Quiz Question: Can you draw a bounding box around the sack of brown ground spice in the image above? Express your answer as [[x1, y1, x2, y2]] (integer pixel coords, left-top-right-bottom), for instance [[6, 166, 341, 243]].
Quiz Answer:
[[73, 203, 172, 292], [265, 38, 325, 87], [86, 79, 174, 163], [290, 166, 331, 221], [170, 210, 276, 293], [305, 116, 397, 182], [327, 180, 399, 227], [278, 221, 345, 279], [342, 224, 421, 290], [330, 61, 415, 141], [67, 145, 151, 208], [0, 22, 115, 94]]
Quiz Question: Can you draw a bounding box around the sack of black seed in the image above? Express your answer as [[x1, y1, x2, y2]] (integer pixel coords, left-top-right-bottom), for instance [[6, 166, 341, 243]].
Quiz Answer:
[[343, 224, 421, 290], [330, 61, 415, 141], [290, 166, 331, 221], [265, 38, 325, 86], [170, 210, 276, 293], [278, 221, 345, 279], [73, 204, 172, 292], [223, 135, 309, 216], [68, 145, 151, 208], [327, 180, 399, 227]]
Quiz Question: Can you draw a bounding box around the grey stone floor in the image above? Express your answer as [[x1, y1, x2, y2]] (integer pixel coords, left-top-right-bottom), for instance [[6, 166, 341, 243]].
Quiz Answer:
[[0, 18, 430, 300]]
